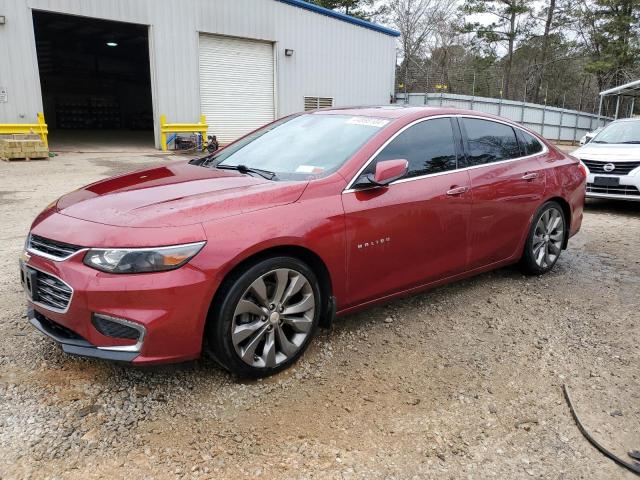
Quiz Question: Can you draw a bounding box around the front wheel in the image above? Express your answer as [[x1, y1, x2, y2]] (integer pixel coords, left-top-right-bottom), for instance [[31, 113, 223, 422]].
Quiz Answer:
[[520, 201, 567, 275], [205, 256, 321, 377]]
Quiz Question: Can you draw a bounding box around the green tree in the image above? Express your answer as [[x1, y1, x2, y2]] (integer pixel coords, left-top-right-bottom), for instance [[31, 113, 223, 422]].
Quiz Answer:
[[577, 0, 640, 90], [308, 0, 382, 20], [461, 0, 533, 99]]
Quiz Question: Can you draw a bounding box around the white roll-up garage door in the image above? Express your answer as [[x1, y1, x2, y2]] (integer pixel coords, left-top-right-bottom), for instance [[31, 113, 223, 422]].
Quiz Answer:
[[199, 34, 275, 145]]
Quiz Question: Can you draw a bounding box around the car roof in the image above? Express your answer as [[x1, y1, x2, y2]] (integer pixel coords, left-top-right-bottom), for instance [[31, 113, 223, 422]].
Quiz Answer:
[[311, 105, 460, 119], [612, 117, 640, 123], [311, 105, 504, 122]]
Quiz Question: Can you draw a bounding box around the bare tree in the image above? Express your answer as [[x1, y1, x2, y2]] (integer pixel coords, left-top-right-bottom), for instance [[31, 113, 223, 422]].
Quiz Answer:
[[388, 0, 457, 91]]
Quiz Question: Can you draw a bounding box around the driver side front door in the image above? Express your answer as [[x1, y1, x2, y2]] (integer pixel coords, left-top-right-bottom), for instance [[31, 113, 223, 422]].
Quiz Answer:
[[341, 117, 472, 308]]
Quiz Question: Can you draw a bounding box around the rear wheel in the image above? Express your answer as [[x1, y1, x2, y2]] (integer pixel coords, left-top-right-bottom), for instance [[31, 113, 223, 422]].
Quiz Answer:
[[205, 256, 321, 377], [521, 201, 566, 275]]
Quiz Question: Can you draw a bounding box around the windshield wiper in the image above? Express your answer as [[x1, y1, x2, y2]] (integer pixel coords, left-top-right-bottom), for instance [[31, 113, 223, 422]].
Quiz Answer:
[[591, 140, 609, 144], [620, 140, 640, 144], [216, 164, 277, 180]]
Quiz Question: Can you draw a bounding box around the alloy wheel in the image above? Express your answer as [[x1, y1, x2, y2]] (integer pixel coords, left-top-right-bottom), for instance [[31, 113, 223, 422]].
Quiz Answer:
[[231, 268, 315, 368], [532, 207, 564, 269]]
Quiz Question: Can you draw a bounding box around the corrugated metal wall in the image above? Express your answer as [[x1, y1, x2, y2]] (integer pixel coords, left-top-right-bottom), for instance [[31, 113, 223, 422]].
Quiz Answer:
[[0, 0, 397, 146], [397, 92, 612, 143]]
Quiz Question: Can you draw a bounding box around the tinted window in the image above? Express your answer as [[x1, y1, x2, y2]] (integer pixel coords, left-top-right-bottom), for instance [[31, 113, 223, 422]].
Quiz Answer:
[[519, 130, 543, 155], [463, 118, 520, 165], [366, 118, 457, 179]]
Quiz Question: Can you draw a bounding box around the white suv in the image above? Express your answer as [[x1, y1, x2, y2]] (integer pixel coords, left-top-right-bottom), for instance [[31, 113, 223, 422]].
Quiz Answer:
[[572, 118, 640, 201]]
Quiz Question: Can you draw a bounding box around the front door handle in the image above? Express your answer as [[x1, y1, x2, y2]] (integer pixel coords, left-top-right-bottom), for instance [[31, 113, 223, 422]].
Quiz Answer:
[[446, 186, 469, 196], [522, 172, 539, 180]]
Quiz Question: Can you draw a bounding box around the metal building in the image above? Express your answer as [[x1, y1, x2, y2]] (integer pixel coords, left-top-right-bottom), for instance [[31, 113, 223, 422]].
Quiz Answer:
[[0, 0, 398, 148]]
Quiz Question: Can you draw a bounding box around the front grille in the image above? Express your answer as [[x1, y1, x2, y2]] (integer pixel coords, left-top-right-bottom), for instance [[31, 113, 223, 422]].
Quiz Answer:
[[91, 315, 141, 340], [22, 267, 73, 311], [28, 234, 83, 260], [587, 184, 640, 197], [582, 159, 640, 175]]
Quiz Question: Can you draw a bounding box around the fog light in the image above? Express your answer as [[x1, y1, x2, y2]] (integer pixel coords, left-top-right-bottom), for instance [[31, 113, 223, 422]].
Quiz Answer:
[[92, 313, 145, 353]]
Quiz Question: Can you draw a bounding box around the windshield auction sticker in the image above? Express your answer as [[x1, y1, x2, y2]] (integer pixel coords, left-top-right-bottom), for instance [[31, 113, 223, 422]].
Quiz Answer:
[[346, 117, 390, 128], [295, 165, 325, 174]]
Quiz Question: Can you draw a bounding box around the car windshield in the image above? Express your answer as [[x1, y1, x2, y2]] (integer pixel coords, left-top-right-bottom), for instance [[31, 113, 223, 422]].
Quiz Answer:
[[198, 114, 390, 180], [592, 121, 640, 144]]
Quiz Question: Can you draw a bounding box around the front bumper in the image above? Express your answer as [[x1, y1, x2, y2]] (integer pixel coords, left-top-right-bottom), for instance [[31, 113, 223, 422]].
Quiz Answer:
[[28, 308, 139, 362], [585, 172, 640, 201], [21, 249, 216, 365]]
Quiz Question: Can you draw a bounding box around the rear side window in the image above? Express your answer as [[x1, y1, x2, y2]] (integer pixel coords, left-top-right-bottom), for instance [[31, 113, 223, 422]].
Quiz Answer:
[[518, 130, 544, 156], [462, 118, 520, 165], [368, 118, 457, 179]]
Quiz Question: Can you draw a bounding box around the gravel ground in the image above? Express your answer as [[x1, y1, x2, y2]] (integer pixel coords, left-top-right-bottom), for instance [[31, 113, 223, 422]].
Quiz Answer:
[[0, 152, 639, 479]]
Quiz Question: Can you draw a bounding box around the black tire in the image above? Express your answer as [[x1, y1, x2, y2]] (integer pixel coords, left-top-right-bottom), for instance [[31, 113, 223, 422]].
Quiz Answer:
[[204, 256, 321, 378], [520, 201, 567, 275]]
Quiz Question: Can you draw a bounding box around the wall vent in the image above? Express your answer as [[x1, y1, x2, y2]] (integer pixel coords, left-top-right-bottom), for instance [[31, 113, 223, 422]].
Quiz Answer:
[[304, 96, 333, 111]]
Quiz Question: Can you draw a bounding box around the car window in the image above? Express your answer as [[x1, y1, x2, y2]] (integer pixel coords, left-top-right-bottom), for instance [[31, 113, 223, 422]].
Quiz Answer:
[[462, 118, 520, 165], [199, 114, 389, 181], [592, 121, 640, 144], [364, 118, 457, 179], [518, 130, 544, 156]]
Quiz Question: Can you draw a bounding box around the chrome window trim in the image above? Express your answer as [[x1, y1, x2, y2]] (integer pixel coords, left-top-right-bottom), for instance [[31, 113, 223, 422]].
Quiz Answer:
[[94, 314, 146, 353], [22, 264, 74, 314], [343, 114, 549, 194]]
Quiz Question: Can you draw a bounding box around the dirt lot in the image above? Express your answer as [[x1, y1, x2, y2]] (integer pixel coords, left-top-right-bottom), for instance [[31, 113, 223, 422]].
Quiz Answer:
[[0, 152, 639, 479]]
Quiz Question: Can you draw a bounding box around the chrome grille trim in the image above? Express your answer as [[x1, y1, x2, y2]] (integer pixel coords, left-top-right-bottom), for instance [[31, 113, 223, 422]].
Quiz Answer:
[[22, 265, 74, 313], [27, 234, 87, 262], [582, 159, 640, 176]]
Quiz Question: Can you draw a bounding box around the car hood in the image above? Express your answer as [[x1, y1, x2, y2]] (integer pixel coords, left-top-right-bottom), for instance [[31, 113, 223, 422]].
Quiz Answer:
[[573, 143, 640, 161], [55, 162, 308, 227]]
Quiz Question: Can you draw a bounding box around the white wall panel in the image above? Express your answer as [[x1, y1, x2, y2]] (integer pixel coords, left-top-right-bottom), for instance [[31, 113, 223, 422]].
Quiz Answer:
[[199, 34, 274, 144]]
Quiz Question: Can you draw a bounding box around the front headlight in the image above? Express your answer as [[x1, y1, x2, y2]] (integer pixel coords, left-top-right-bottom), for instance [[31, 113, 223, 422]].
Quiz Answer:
[[83, 242, 206, 274]]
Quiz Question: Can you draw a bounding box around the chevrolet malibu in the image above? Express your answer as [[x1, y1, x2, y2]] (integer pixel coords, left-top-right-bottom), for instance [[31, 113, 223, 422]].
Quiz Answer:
[[21, 107, 586, 377]]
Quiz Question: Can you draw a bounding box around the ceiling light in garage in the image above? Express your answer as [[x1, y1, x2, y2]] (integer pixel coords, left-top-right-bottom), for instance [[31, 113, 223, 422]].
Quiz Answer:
[[106, 41, 118, 47]]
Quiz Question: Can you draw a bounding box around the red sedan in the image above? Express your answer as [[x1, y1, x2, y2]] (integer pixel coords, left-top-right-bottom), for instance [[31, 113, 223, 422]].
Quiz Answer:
[[21, 107, 586, 377]]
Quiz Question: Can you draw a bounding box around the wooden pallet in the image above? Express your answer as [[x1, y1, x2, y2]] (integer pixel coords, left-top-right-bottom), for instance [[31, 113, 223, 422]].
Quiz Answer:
[[1, 155, 49, 162]]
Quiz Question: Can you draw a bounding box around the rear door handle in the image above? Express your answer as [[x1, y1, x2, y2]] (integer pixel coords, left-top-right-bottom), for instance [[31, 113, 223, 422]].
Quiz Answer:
[[522, 172, 539, 180], [446, 186, 469, 196]]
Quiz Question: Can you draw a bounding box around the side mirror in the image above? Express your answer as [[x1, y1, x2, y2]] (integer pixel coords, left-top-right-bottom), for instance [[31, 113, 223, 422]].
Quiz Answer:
[[353, 159, 408, 189]]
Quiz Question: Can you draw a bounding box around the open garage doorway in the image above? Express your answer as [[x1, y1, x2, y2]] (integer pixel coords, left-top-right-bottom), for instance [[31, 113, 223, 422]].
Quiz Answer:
[[32, 11, 155, 151]]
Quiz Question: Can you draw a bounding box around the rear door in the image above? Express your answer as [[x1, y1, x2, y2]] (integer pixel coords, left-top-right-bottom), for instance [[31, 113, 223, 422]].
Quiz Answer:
[[460, 117, 547, 269], [342, 117, 472, 306]]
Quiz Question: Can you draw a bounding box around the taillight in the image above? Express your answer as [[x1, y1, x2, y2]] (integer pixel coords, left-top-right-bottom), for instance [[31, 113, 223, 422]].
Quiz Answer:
[[578, 162, 588, 178]]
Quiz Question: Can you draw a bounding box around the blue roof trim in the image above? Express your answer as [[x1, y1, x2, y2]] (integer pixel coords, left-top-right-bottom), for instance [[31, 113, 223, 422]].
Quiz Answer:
[[276, 0, 401, 37]]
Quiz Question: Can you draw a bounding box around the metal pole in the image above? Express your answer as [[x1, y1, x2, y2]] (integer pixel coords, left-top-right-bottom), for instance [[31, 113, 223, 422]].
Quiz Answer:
[[541, 85, 548, 138], [631, 97, 636, 118], [597, 95, 603, 125], [558, 93, 566, 142], [470, 72, 476, 111], [520, 83, 526, 123], [614, 95, 620, 119], [498, 77, 504, 116]]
